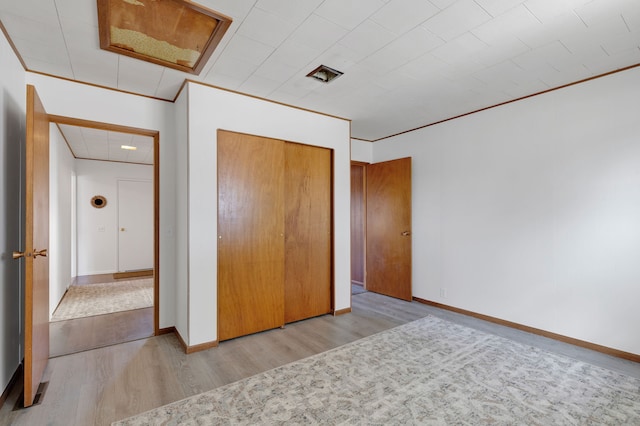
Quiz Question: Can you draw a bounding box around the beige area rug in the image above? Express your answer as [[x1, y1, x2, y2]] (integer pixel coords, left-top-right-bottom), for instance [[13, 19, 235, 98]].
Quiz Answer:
[[114, 315, 640, 425], [51, 278, 153, 321]]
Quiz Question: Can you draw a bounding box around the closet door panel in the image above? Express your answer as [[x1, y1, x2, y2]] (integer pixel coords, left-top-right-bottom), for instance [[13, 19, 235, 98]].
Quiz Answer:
[[284, 143, 332, 323], [217, 130, 285, 341]]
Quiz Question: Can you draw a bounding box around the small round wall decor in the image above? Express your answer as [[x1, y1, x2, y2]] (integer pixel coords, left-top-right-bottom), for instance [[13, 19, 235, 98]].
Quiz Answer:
[[91, 195, 107, 209]]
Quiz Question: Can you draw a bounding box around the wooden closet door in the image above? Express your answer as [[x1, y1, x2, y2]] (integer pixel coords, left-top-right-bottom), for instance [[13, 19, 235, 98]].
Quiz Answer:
[[284, 143, 332, 323], [217, 130, 285, 341]]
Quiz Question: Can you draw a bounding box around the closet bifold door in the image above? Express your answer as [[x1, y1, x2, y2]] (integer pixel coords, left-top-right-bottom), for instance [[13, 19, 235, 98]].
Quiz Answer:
[[217, 130, 285, 341], [284, 142, 332, 323]]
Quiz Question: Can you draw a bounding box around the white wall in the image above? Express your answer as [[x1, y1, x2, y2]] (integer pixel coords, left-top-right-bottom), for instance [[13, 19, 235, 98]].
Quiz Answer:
[[184, 82, 351, 346], [76, 159, 152, 275], [373, 66, 640, 356], [0, 28, 25, 395], [25, 72, 177, 328], [49, 124, 75, 317], [0, 31, 26, 393], [174, 88, 188, 341], [351, 139, 373, 163]]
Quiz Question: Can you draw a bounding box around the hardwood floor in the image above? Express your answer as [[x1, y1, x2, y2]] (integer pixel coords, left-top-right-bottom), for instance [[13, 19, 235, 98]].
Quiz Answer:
[[2, 292, 638, 425], [73, 273, 122, 286], [50, 308, 154, 358]]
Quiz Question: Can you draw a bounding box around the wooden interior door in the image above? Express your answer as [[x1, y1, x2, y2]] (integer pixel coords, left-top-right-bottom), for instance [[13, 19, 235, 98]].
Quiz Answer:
[[350, 162, 366, 286], [23, 85, 50, 407], [217, 130, 285, 341], [366, 157, 412, 301], [284, 143, 332, 323]]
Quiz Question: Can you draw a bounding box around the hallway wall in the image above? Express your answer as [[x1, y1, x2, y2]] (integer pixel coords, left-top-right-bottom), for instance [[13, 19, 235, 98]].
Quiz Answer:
[[0, 27, 26, 398], [49, 124, 75, 317], [75, 159, 152, 276]]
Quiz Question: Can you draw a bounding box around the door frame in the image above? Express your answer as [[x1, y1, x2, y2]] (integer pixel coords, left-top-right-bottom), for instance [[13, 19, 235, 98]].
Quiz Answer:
[[48, 115, 161, 335], [350, 161, 368, 291]]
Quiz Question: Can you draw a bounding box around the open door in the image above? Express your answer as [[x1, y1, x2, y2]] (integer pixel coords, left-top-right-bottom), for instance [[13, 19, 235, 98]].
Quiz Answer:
[[366, 157, 412, 301], [13, 85, 50, 407]]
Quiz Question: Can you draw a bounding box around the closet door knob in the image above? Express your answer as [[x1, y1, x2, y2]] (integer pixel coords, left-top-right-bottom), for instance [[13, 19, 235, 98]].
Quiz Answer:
[[33, 249, 48, 258], [401, 231, 411, 236]]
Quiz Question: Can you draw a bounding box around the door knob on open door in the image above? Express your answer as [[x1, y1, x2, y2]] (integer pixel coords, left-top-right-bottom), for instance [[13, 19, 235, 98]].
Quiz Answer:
[[12, 251, 25, 259], [401, 231, 411, 236], [33, 249, 47, 258]]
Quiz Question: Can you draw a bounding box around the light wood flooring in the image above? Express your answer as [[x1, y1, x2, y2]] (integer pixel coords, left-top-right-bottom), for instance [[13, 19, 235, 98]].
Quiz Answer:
[[49, 274, 154, 357], [50, 308, 153, 358], [2, 291, 639, 426]]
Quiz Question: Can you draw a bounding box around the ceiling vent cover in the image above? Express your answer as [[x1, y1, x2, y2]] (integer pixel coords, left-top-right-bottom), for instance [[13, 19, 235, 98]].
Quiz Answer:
[[307, 65, 343, 83]]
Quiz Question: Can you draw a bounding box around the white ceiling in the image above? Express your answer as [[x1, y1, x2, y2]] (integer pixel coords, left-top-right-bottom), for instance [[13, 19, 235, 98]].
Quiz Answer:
[[57, 124, 154, 165], [1, 0, 640, 142]]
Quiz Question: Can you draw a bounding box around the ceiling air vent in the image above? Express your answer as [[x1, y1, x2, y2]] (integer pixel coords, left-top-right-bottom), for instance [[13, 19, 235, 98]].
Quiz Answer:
[[307, 65, 343, 83]]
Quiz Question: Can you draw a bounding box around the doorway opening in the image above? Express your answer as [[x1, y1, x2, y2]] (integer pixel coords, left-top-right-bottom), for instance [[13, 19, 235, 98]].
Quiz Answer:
[[47, 115, 160, 357], [351, 161, 367, 297], [350, 158, 412, 301]]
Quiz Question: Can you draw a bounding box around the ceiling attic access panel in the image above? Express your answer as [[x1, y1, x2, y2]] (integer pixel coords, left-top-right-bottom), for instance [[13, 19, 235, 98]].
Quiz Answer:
[[97, 0, 232, 75]]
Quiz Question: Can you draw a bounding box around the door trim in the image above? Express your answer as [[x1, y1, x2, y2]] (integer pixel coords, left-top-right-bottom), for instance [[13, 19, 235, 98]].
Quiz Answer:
[[350, 161, 368, 291], [48, 115, 161, 335]]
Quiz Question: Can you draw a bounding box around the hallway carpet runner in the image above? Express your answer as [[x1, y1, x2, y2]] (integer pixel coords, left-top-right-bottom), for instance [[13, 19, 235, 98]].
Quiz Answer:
[[51, 278, 153, 321]]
